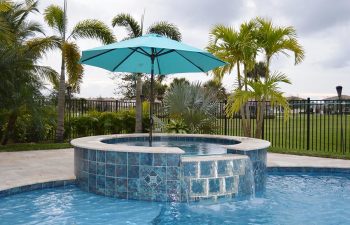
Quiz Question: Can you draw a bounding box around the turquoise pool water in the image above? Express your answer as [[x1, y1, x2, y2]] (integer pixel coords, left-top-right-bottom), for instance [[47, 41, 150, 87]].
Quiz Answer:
[[115, 141, 228, 155], [1, 173, 350, 224]]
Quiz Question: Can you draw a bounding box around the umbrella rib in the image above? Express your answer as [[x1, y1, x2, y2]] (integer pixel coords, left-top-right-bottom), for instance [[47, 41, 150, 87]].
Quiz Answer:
[[129, 47, 150, 57], [174, 50, 205, 72], [81, 49, 117, 63], [157, 49, 175, 57], [112, 48, 139, 72], [197, 52, 227, 64]]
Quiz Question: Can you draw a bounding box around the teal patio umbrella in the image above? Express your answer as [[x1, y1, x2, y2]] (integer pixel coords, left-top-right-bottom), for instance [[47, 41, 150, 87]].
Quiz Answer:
[[80, 34, 226, 146]]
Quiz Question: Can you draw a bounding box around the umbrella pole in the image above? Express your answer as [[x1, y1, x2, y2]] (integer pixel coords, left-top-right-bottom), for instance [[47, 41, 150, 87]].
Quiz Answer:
[[149, 54, 155, 147]]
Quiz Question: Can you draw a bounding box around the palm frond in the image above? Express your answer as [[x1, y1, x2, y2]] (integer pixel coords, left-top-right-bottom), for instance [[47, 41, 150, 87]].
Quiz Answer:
[[63, 42, 83, 93], [25, 35, 60, 58], [147, 21, 181, 41], [112, 13, 141, 37], [70, 19, 115, 44], [44, 5, 65, 35]]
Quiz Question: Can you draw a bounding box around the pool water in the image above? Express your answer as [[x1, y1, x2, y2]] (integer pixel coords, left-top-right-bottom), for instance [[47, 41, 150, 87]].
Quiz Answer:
[[115, 141, 228, 155], [1, 173, 350, 225]]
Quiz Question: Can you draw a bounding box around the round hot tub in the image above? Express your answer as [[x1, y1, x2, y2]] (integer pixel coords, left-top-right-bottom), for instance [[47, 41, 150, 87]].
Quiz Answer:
[[71, 134, 270, 202]]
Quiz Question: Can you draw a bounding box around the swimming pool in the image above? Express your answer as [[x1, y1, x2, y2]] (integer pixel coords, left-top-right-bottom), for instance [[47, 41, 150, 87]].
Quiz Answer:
[[113, 140, 228, 155], [1, 173, 349, 224]]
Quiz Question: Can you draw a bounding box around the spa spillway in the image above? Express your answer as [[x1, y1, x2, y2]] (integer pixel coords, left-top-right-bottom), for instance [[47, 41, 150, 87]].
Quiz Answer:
[[71, 134, 270, 202]]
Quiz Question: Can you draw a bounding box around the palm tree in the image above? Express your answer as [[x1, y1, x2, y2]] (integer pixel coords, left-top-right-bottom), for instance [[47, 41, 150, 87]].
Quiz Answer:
[[0, 0, 59, 145], [207, 21, 257, 136], [44, 2, 115, 142], [227, 72, 291, 138], [111, 13, 181, 133], [255, 17, 305, 79]]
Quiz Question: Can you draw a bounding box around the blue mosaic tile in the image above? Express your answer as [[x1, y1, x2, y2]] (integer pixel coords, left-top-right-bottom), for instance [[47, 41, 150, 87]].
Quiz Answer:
[[167, 154, 180, 167], [154, 181, 166, 192], [115, 165, 127, 178], [82, 160, 88, 172], [115, 178, 127, 192], [115, 152, 127, 165], [128, 191, 139, 200], [140, 153, 153, 166], [167, 180, 181, 194], [88, 150, 96, 161], [89, 161, 96, 174], [153, 193, 167, 202], [183, 162, 198, 177], [106, 151, 117, 164], [209, 178, 221, 193], [89, 175, 96, 191], [97, 175, 105, 190], [115, 191, 127, 199], [218, 160, 229, 176], [105, 188, 116, 197], [154, 154, 167, 166], [225, 177, 235, 192], [139, 180, 153, 193], [200, 161, 213, 177], [83, 149, 88, 159], [96, 151, 106, 163], [191, 179, 206, 194], [106, 164, 116, 177], [167, 167, 180, 180], [128, 179, 139, 192], [128, 165, 139, 178], [128, 153, 140, 165], [106, 177, 115, 190], [97, 162, 105, 176]]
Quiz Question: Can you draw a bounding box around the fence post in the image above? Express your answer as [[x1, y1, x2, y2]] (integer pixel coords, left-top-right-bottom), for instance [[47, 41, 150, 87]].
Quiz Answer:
[[307, 97, 311, 150], [224, 100, 228, 135], [115, 100, 119, 112]]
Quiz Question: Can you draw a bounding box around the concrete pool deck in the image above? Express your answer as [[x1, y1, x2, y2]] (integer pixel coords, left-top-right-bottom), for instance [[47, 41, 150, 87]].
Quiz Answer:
[[1, 149, 350, 191]]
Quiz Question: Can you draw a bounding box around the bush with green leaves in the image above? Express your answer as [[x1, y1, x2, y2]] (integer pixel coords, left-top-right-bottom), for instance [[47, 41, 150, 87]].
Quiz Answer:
[[68, 109, 149, 137], [162, 82, 219, 133]]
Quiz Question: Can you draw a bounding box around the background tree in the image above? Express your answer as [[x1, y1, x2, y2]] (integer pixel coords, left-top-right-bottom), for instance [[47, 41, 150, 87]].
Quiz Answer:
[[169, 77, 190, 89], [207, 21, 257, 136], [203, 79, 227, 101], [112, 13, 181, 133], [44, 2, 115, 142], [0, 0, 59, 144]]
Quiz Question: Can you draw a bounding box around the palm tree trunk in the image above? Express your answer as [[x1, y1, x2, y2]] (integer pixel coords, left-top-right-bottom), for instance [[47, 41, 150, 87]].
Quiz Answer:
[[237, 62, 251, 137], [135, 73, 143, 133], [1, 110, 18, 145], [55, 54, 66, 142], [255, 100, 265, 139]]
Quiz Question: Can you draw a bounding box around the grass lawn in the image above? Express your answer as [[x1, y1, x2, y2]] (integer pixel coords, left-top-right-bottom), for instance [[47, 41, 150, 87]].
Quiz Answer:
[[0, 142, 72, 152], [214, 114, 350, 153], [269, 146, 350, 160]]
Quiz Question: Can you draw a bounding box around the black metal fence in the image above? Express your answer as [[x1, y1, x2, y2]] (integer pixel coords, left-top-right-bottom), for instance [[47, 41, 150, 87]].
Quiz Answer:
[[62, 98, 350, 153]]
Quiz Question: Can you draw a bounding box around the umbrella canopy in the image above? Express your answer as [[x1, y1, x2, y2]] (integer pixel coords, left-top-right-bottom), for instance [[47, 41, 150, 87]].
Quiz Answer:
[[80, 33, 226, 146]]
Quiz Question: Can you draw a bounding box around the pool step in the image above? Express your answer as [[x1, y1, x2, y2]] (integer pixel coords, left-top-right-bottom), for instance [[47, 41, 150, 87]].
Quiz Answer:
[[181, 154, 253, 201]]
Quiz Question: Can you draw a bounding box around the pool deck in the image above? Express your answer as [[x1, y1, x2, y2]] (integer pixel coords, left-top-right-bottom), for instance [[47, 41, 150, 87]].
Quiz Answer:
[[1, 149, 350, 191]]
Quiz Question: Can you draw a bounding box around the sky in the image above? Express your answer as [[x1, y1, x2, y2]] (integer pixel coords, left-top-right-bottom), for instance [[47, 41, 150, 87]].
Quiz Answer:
[[29, 0, 350, 100]]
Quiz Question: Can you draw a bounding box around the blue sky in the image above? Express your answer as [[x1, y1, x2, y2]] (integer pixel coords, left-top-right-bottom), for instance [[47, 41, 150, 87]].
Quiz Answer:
[[31, 0, 350, 99]]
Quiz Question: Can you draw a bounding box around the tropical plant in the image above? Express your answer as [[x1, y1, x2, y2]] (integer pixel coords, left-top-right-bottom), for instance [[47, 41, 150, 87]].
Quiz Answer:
[[163, 82, 218, 133], [0, 0, 59, 145], [207, 21, 258, 136], [169, 78, 190, 89], [166, 119, 189, 134], [255, 17, 305, 79], [227, 72, 291, 138], [44, 2, 115, 141], [111, 13, 181, 133]]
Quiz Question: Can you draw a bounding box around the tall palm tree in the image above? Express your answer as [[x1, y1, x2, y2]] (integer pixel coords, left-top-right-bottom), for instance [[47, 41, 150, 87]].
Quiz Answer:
[[207, 21, 257, 136], [227, 72, 291, 138], [0, 0, 59, 145], [111, 13, 181, 133], [255, 17, 305, 79], [44, 2, 115, 142]]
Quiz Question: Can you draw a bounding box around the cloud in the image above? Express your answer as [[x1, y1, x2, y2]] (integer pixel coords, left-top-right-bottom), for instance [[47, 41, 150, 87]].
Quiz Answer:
[[29, 0, 350, 98]]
